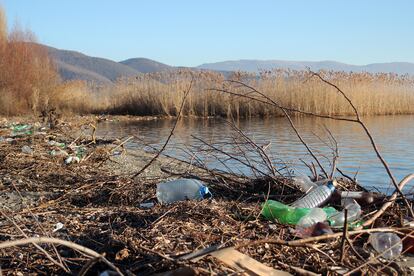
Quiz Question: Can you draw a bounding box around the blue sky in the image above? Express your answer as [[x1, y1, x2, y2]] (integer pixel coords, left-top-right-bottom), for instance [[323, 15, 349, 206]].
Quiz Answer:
[[1, 1, 413, 66]]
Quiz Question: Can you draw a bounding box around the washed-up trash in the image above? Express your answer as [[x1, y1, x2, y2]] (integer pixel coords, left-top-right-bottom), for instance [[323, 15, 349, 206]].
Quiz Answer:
[[11, 124, 33, 136], [340, 191, 379, 206], [328, 198, 361, 227], [65, 156, 80, 164], [369, 232, 402, 260], [156, 178, 211, 204], [292, 175, 318, 193], [296, 208, 327, 228], [21, 145, 33, 154], [48, 140, 66, 148], [209, 247, 291, 276], [11, 124, 31, 132], [139, 202, 155, 209], [50, 150, 68, 157], [261, 200, 337, 225], [294, 221, 333, 238], [291, 179, 336, 208], [52, 222, 64, 232]]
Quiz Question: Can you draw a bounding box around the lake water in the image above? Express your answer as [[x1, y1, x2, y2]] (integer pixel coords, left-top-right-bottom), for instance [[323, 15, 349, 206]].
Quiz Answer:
[[97, 115, 414, 194]]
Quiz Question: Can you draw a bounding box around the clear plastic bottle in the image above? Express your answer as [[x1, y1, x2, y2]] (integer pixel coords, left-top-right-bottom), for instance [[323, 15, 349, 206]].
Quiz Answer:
[[328, 199, 361, 227], [369, 232, 402, 260], [21, 145, 33, 154], [291, 180, 336, 208], [296, 208, 327, 228], [156, 178, 210, 204], [292, 175, 318, 193]]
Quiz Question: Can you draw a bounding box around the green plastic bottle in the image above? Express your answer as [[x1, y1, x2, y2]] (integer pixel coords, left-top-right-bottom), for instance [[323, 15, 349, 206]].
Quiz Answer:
[[261, 200, 337, 225]]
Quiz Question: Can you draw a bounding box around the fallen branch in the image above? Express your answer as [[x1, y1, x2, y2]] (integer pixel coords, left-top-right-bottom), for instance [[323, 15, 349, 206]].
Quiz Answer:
[[0, 237, 123, 276]]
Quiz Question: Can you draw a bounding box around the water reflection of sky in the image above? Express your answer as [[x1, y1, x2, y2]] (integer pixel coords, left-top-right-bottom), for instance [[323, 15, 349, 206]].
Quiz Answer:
[[97, 115, 414, 195]]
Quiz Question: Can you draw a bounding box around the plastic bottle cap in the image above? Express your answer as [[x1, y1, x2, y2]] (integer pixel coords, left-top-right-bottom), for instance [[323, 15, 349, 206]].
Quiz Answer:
[[198, 186, 211, 199]]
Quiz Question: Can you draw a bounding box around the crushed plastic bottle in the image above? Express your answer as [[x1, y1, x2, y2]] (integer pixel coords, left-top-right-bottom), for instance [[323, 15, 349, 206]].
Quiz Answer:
[[65, 156, 80, 164], [156, 178, 211, 204], [261, 200, 337, 225], [291, 180, 336, 208], [11, 124, 33, 137], [369, 232, 402, 260], [296, 208, 327, 228], [21, 145, 33, 154], [48, 140, 66, 148], [292, 175, 318, 193], [328, 199, 361, 227]]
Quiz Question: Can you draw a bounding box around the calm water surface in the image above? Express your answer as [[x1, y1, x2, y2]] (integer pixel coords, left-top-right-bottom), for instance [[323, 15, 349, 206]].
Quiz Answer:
[[97, 115, 414, 194]]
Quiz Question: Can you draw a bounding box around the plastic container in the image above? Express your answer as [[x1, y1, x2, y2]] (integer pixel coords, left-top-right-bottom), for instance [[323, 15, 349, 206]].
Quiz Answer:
[[156, 178, 211, 204], [369, 232, 402, 260], [291, 180, 336, 208], [340, 191, 377, 205], [296, 208, 327, 228], [21, 145, 33, 154], [292, 175, 318, 193], [261, 200, 337, 225], [328, 199, 361, 227]]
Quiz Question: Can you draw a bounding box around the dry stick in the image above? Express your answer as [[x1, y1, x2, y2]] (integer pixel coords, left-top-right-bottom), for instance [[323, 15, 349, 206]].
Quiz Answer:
[[340, 209, 349, 263], [359, 173, 414, 229], [132, 78, 193, 178], [311, 72, 414, 218], [0, 237, 124, 276], [0, 210, 68, 272], [235, 227, 409, 248], [226, 120, 280, 177]]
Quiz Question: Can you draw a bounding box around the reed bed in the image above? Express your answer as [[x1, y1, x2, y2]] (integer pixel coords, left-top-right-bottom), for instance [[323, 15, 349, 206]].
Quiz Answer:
[[58, 69, 414, 118]]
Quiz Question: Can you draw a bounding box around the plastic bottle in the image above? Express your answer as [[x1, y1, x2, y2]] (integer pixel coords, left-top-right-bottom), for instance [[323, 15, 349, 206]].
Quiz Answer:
[[291, 180, 336, 208], [340, 191, 377, 205], [369, 232, 402, 260], [21, 145, 33, 154], [156, 178, 211, 204], [292, 175, 318, 193], [328, 199, 361, 227], [261, 200, 337, 225], [296, 208, 327, 228]]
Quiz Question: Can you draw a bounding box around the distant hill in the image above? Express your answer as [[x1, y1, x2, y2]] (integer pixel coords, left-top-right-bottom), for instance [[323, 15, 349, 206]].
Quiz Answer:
[[39, 43, 414, 83], [120, 58, 172, 73], [198, 60, 414, 75], [45, 45, 140, 83]]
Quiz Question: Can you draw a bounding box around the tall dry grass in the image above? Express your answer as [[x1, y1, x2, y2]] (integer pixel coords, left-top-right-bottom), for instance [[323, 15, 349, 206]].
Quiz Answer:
[[63, 69, 414, 118], [0, 5, 60, 115]]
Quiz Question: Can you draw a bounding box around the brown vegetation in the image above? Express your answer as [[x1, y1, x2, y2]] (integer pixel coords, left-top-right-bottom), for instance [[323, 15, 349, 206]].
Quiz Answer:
[[0, 6, 59, 115], [61, 69, 414, 117]]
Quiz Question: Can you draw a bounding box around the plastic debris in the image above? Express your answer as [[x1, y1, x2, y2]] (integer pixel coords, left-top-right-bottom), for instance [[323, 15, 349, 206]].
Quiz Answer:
[[139, 202, 155, 209], [369, 232, 402, 260], [50, 150, 68, 157], [156, 178, 211, 204], [11, 124, 33, 136], [261, 200, 337, 225], [65, 156, 80, 164], [292, 175, 318, 193], [294, 221, 333, 238], [21, 145, 33, 154], [291, 180, 336, 208], [52, 222, 64, 232], [328, 198, 361, 227], [48, 140, 66, 148]]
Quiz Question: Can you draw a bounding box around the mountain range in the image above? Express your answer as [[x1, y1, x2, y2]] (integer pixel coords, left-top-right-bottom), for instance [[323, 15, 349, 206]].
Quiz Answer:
[[43, 44, 414, 83]]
